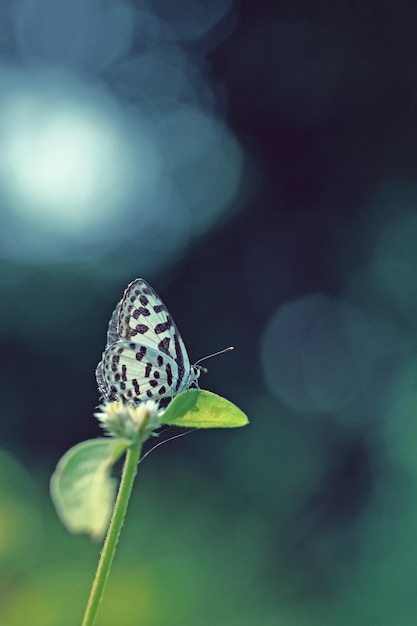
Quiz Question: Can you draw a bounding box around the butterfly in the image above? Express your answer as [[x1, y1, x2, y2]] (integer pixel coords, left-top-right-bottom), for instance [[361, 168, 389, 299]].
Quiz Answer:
[[96, 278, 201, 406]]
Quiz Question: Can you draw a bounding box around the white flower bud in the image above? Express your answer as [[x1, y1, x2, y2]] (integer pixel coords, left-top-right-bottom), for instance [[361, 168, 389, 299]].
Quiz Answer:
[[94, 400, 164, 442]]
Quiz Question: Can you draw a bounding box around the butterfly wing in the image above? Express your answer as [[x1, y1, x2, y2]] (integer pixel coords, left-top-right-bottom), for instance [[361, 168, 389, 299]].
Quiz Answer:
[[96, 301, 121, 398], [106, 301, 121, 346], [117, 279, 191, 386], [96, 278, 195, 405], [99, 340, 184, 404]]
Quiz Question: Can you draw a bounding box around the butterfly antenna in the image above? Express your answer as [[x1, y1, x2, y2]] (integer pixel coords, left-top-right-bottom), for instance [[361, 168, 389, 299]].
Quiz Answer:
[[138, 428, 198, 465], [194, 346, 234, 367]]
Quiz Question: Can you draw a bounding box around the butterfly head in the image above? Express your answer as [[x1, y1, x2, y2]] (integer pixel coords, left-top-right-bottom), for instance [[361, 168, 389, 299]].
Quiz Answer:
[[190, 364, 203, 385]]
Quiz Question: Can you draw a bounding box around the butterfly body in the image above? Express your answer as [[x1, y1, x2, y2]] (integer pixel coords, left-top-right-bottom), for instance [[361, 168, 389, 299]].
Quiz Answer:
[[96, 278, 200, 405]]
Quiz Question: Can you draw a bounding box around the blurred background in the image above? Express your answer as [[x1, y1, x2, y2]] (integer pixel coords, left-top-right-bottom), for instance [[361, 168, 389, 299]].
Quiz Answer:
[[2, 0, 417, 624]]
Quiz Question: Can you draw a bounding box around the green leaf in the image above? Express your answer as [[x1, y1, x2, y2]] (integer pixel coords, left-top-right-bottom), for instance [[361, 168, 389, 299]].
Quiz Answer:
[[161, 389, 249, 429], [50, 437, 130, 540]]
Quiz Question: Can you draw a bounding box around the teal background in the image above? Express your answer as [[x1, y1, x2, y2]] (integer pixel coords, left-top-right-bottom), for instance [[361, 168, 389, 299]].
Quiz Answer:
[[2, 1, 417, 624]]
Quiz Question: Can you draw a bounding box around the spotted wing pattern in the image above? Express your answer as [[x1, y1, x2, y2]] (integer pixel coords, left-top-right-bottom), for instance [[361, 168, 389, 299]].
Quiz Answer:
[[96, 300, 121, 395], [96, 278, 199, 405]]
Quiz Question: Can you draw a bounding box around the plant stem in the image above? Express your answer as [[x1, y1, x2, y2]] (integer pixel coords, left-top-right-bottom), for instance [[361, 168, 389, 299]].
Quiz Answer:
[[81, 439, 143, 626]]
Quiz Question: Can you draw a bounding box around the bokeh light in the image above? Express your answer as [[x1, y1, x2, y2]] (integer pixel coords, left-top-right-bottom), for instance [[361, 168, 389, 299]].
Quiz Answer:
[[0, 70, 145, 235], [0, 0, 243, 267], [261, 296, 373, 414]]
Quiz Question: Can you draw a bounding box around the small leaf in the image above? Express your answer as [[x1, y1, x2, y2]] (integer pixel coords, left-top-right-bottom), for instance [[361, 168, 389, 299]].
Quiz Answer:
[[50, 438, 130, 539], [161, 389, 249, 429]]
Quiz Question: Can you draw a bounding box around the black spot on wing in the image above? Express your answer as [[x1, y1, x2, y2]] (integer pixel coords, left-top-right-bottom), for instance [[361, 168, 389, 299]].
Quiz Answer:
[[155, 318, 173, 334], [124, 322, 149, 339], [174, 332, 186, 390], [158, 337, 171, 356], [166, 363, 173, 386], [135, 346, 146, 361], [133, 307, 151, 319], [111, 353, 120, 372]]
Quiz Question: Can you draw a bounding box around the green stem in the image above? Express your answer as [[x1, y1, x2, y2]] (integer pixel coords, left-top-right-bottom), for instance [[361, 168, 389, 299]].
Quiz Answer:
[[81, 439, 143, 626]]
